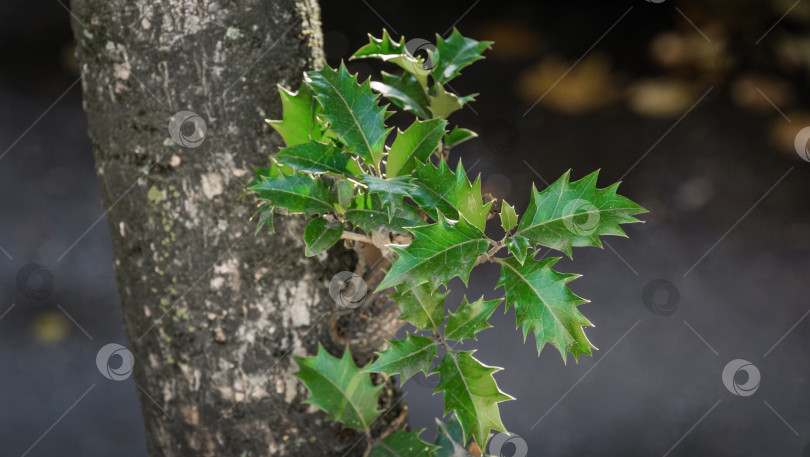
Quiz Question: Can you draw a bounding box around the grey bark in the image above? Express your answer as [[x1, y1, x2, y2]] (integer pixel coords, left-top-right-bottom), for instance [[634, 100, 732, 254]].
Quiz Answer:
[[68, 1, 403, 455]]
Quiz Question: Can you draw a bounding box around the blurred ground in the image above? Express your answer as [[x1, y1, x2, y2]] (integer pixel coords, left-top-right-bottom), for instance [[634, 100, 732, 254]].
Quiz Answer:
[[1, 0, 810, 456]]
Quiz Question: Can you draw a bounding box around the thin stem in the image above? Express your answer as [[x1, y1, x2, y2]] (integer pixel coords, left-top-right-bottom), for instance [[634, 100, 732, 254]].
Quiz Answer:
[[341, 231, 373, 244]]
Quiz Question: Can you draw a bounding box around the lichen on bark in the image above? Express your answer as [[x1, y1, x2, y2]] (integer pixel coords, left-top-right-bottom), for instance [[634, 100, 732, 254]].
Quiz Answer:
[[69, 0, 402, 455]]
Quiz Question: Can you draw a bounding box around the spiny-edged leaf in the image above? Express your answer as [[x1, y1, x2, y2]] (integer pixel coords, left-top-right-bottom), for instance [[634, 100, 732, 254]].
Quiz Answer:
[[386, 119, 447, 178], [254, 206, 275, 235], [306, 62, 391, 167], [390, 282, 448, 331], [454, 162, 493, 233], [361, 175, 416, 221], [345, 192, 424, 235], [266, 83, 321, 147], [246, 162, 293, 188], [275, 140, 364, 176], [250, 172, 334, 216], [370, 429, 440, 457], [376, 211, 490, 292], [435, 415, 473, 457], [304, 217, 344, 257], [433, 350, 512, 449], [351, 29, 429, 86], [500, 201, 518, 232], [433, 29, 493, 84], [445, 126, 478, 149], [292, 345, 382, 431], [366, 333, 437, 383], [410, 159, 492, 232], [515, 170, 647, 257], [371, 72, 431, 118], [505, 235, 531, 265], [497, 256, 593, 362], [445, 296, 501, 342], [429, 83, 477, 119]]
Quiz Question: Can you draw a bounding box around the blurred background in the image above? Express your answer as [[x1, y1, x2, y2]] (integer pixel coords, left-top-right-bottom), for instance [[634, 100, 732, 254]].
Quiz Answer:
[[1, 0, 810, 455]]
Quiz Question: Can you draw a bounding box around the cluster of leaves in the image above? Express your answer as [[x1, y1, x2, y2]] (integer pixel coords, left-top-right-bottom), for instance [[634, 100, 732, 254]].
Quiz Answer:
[[249, 29, 646, 456]]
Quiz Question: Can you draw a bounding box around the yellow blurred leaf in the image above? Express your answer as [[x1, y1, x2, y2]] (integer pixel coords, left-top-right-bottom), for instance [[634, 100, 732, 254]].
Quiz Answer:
[[517, 53, 620, 114]]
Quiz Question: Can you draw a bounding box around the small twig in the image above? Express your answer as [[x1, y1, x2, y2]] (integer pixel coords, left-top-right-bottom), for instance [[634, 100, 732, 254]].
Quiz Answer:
[[341, 231, 374, 244]]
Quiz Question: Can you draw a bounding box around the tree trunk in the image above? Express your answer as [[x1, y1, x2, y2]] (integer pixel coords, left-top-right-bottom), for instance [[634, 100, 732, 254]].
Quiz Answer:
[[69, 1, 403, 455]]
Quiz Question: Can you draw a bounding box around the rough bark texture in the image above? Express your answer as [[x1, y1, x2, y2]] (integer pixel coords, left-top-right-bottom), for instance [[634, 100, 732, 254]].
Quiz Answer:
[[68, 1, 404, 456]]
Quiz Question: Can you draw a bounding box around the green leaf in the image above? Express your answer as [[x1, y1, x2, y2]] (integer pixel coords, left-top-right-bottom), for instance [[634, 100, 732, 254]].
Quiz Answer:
[[254, 206, 275, 235], [445, 126, 477, 149], [345, 193, 424, 235], [435, 415, 472, 457], [371, 72, 431, 119], [336, 180, 355, 213], [390, 282, 448, 332], [433, 29, 493, 84], [429, 83, 477, 119], [250, 172, 334, 216], [454, 162, 493, 233], [505, 235, 531, 265], [515, 170, 647, 257], [292, 345, 382, 431], [361, 175, 417, 221], [304, 217, 344, 257], [351, 29, 429, 86], [306, 62, 391, 168], [433, 350, 512, 449], [410, 159, 492, 232], [376, 212, 490, 292], [275, 140, 364, 176], [497, 256, 592, 362], [266, 83, 322, 147], [445, 296, 501, 342], [366, 333, 437, 383], [370, 429, 440, 457], [500, 201, 518, 232], [386, 119, 447, 178]]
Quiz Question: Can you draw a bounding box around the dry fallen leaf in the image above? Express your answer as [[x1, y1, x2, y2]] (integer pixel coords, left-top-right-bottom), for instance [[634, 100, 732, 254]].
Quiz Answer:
[[517, 53, 621, 114], [626, 79, 701, 118], [475, 21, 543, 61]]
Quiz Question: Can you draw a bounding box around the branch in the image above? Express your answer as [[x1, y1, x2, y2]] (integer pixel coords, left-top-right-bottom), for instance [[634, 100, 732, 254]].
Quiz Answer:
[[341, 231, 374, 244]]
